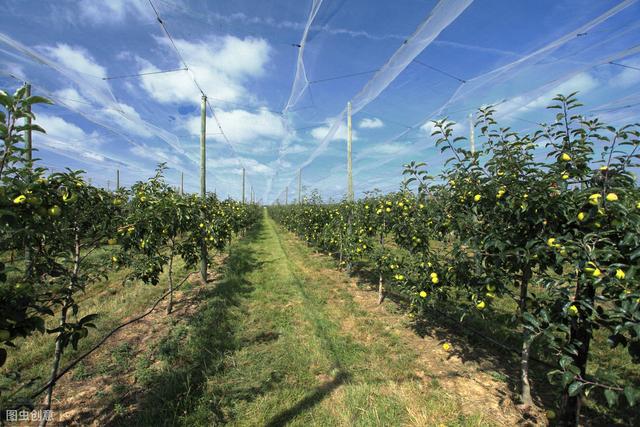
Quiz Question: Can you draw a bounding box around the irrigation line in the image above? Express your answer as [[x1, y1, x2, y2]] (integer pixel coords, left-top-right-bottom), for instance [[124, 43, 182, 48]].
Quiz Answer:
[[28, 270, 196, 400]]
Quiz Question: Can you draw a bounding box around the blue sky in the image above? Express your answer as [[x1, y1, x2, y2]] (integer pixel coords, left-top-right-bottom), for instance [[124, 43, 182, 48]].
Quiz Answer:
[[1, 0, 640, 202]]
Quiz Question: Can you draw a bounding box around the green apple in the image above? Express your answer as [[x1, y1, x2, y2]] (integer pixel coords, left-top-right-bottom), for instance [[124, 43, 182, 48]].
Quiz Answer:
[[48, 205, 62, 217]]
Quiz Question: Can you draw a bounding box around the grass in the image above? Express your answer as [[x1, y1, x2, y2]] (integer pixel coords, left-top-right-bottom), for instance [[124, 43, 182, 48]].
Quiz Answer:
[[113, 210, 493, 426], [339, 237, 640, 425], [0, 246, 191, 408]]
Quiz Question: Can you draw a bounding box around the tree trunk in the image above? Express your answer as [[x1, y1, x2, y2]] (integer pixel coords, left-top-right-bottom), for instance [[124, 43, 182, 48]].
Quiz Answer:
[[560, 280, 595, 426], [40, 306, 67, 427], [519, 263, 534, 408], [40, 230, 80, 427], [346, 213, 353, 274], [378, 231, 385, 304], [167, 248, 174, 315]]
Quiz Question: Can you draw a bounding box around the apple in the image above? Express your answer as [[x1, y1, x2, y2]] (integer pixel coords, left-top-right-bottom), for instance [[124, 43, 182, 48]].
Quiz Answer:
[[62, 191, 78, 203], [48, 205, 62, 217]]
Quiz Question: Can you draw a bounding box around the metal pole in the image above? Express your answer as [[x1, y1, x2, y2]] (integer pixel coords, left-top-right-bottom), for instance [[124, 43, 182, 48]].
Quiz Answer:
[[116, 169, 120, 191], [347, 101, 353, 201], [242, 167, 246, 204], [180, 171, 184, 195], [199, 94, 207, 283], [285, 186, 288, 205]]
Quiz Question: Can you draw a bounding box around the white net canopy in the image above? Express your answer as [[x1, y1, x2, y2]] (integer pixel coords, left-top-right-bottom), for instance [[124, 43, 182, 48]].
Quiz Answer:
[[1, 0, 639, 201]]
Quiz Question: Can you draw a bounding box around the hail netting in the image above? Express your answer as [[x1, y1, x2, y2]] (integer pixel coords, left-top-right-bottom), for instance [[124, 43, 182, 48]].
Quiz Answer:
[[278, 0, 640, 199], [1, 1, 640, 200], [270, 0, 474, 203]]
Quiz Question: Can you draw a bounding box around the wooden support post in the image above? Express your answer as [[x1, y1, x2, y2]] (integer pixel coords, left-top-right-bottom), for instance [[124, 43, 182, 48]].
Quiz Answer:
[[297, 168, 301, 204], [347, 101, 353, 201], [25, 83, 32, 167], [199, 94, 208, 283], [242, 167, 246, 204], [469, 112, 475, 154]]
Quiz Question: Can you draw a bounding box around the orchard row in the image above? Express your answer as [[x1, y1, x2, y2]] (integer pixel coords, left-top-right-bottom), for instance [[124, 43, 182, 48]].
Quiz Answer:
[[0, 86, 261, 416], [270, 94, 640, 425]]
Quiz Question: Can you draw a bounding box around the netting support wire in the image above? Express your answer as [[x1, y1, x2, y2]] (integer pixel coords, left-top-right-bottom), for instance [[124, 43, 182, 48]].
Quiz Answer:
[[412, 59, 466, 83], [309, 69, 380, 84], [269, 0, 474, 203], [281, 0, 325, 113], [147, 0, 205, 93], [609, 61, 640, 72], [102, 68, 188, 80], [147, 0, 256, 199]]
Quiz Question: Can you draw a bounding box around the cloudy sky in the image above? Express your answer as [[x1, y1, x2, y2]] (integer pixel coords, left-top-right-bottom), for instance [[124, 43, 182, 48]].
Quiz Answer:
[[1, 0, 639, 202]]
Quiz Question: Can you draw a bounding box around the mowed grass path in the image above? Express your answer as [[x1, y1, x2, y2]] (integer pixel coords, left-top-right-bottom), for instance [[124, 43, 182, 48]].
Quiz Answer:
[[122, 210, 502, 426], [169, 210, 495, 427]]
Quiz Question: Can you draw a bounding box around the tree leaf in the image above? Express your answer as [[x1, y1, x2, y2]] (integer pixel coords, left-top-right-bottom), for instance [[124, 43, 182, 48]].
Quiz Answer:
[[604, 389, 619, 407], [568, 381, 584, 397]]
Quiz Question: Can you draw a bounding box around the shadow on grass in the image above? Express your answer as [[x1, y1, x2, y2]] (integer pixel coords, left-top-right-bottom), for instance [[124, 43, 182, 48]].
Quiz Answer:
[[101, 222, 265, 427], [264, 370, 350, 427], [342, 259, 639, 426]]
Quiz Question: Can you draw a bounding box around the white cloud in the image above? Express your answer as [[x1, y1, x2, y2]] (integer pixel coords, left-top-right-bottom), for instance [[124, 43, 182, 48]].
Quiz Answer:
[[206, 156, 272, 175], [83, 151, 105, 162], [130, 145, 183, 167], [359, 142, 407, 157], [495, 72, 598, 119], [359, 117, 384, 129], [185, 108, 286, 146], [168, 8, 404, 41], [77, 0, 148, 24], [53, 87, 91, 110], [34, 114, 104, 161], [101, 103, 153, 137], [311, 121, 358, 142], [420, 119, 464, 136], [541, 73, 597, 102], [52, 87, 153, 138], [139, 35, 271, 104], [283, 144, 308, 155], [43, 43, 106, 78], [37, 114, 99, 142]]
